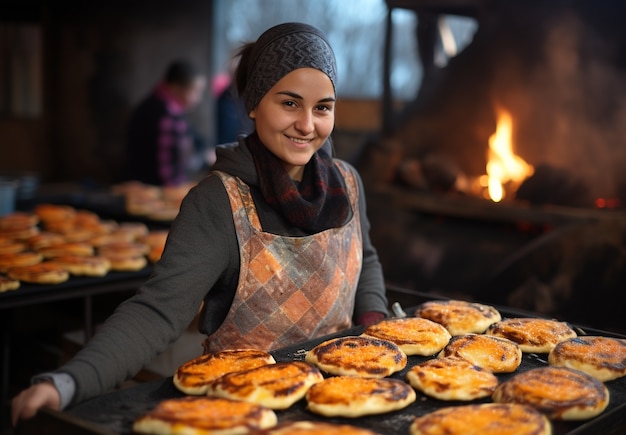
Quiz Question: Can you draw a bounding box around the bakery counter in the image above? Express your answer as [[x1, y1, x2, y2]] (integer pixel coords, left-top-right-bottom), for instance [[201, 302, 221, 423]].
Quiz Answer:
[[13, 302, 626, 435]]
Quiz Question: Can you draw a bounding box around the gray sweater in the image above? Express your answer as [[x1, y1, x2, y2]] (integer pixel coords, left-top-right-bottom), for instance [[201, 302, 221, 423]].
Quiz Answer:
[[54, 138, 389, 406]]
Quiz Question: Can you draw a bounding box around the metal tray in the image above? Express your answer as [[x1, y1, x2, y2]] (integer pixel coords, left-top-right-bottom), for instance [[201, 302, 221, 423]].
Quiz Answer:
[[16, 310, 626, 435]]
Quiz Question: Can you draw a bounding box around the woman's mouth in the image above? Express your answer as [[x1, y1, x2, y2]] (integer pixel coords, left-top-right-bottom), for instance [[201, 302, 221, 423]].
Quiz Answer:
[[287, 136, 312, 146]]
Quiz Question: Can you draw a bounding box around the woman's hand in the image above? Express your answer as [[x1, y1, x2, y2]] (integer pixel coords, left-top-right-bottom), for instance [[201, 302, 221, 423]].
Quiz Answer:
[[11, 381, 61, 426]]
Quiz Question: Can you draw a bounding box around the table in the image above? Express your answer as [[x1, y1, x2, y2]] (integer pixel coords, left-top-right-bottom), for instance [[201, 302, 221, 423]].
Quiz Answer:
[[1, 267, 153, 410], [13, 303, 626, 435]]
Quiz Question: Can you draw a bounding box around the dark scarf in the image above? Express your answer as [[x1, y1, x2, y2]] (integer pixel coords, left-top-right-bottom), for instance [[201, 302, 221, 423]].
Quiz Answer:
[[246, 132, 351, 233]]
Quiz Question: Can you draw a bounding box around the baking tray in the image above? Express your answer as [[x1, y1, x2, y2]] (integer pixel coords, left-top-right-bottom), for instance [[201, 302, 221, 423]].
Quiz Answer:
[[15, 309, 626, 435], [0, 267, 153, 310]]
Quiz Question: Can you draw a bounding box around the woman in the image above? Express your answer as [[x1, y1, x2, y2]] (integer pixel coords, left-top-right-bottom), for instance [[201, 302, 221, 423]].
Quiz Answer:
[[12, 22, 388, 425]]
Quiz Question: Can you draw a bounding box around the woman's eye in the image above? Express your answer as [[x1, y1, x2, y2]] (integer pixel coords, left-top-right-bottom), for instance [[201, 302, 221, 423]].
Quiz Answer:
[[283, 100, 297, 108], [316, 104, 332, 112]]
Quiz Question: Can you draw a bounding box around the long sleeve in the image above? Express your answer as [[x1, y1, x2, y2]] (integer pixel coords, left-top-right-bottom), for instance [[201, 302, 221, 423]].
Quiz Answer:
[[57, 177, 235, 404]]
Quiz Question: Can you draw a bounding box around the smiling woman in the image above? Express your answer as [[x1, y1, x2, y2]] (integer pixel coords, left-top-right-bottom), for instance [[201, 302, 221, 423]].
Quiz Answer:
[[11, 21, 389, 426]]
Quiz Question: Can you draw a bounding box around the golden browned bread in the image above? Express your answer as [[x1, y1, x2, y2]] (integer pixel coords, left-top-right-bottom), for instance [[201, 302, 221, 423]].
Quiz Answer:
[[253, 421, 382, 435], [132, 396, 277, 435], [0, 240, 27, 255], [48, 255, 111, 277], [305, 335, 407, 378], [492, 366, 609, 420], [406, 357, 499, 401], [410, 403, 551, 435], [0, 275, 20, 292], [8, 263, 70, 285], [206, 361, 323, 410], [97, 252, 147, 272], [0, 212, 38, 230], [0, 252, 43, 272], [97, 241, 150, 257], [548, 335, 626, 381], [26, 232, 67, 250], [414, 299, 502, 336], [437, 333, 522, 373], [361, 317, 451, 356], [38, 242, 94, 258], [305, 376, 416, 417], [486, 317, 577, 353], [34, 203, 76, 223], [173, 349, 276, 395]]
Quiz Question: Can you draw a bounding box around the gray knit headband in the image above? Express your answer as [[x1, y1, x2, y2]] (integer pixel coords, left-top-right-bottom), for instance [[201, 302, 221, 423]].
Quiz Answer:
[[243, 22, 337, 113]]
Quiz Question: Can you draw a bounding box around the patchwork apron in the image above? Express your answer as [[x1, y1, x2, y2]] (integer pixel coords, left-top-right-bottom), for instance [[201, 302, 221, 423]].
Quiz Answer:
[[203, 162, 362, 353]]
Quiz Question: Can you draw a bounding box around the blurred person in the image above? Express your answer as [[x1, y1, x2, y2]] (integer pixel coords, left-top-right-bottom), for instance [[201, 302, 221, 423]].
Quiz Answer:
[[123, 59, 208, 186]]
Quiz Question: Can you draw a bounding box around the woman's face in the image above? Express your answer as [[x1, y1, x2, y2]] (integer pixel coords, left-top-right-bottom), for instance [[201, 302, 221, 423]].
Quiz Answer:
[[249, 68, 335, 181]]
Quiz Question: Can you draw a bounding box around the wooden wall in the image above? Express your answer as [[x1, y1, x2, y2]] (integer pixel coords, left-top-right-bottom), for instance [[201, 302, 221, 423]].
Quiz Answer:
[[1, 1, 215, 184]]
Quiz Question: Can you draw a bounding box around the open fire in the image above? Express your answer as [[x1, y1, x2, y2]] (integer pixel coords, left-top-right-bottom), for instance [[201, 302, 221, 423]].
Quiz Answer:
[[478, 107, 534, 203]]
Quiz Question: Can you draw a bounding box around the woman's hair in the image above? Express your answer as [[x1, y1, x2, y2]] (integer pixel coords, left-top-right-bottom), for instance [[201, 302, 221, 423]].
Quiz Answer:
[[234, 43, 256, 99], [164, 59, 200, 87]]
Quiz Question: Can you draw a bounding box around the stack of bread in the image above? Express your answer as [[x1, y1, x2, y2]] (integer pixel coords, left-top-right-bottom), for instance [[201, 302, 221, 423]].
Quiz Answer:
[[0, 204, 168, 290]]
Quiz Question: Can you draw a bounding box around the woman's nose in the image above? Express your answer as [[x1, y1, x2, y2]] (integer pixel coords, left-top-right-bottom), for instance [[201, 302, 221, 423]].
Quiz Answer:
[[294, 111, 314, 134]]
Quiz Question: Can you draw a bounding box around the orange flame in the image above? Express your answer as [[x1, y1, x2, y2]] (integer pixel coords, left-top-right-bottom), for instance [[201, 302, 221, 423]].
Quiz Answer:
[[485, 108, 534, 202]]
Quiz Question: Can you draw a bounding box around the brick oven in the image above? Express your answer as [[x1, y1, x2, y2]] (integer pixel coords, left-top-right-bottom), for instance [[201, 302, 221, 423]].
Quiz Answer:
[[358, 0, 626, 333]]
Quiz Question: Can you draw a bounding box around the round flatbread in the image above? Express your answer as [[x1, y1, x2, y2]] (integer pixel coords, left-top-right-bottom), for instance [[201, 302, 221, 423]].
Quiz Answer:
[[34, 204, 76, 222], [26, 232, 67, 249], [0, 240, 27, 255], [410, 403, 551, 435], [98, 252, 147, 271], [406, 357, 499, 401], [361, 317, 451, 356], [414, 299, 501, 336], [485, 317, 577, 353], [49, 226, 96, 243], [206, 361, 323, 410], [97, 241, 150, 257], [548, 335, 626, 382], [38, 242, 94, 258], [8, 263, 70, 284], [0, 252, 43, 272], [0, 226, 39, 240], [492, 366, 609, 420], [89, 231, 136, 247], [132, 396, 277, 435], [0, 275, 20, 292], [173, 349, 276, 395], [116, 222, 149, 239], [305, 335, 407, 378], [254, 421, 382, 435], [437, 334, 522, 373], [48, 255, 111, 277], [0, 212, 38, 230], [305, 376, 416, 417]]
